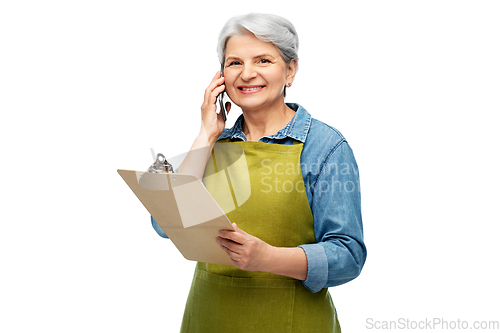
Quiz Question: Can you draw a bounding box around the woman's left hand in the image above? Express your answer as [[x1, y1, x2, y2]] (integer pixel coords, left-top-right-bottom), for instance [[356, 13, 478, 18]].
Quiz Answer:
[[216, 223, 272, 271]]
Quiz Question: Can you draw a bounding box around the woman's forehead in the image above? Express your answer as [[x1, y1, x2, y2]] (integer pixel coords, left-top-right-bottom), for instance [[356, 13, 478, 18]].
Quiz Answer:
[[225, 33, 280, 59]]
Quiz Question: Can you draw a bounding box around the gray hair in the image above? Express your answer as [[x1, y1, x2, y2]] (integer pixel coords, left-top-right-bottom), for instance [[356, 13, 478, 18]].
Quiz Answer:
[[217, 13, 299, 67]]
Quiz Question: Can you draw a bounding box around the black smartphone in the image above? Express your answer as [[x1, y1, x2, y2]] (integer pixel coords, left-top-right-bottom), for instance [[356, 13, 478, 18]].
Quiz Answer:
[[217, 64, 227, 121]]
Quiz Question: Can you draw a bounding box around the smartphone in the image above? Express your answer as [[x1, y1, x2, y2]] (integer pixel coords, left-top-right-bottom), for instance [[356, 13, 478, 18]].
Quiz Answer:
[[217, 64, 227, 122]]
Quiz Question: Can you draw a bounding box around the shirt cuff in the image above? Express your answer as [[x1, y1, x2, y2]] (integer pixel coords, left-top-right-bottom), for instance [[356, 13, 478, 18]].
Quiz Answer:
[[298, 243, 328, 293]]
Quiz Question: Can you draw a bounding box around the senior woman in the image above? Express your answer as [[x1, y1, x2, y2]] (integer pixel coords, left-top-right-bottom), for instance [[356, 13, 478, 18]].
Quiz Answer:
[[152, 13, 366, 332]]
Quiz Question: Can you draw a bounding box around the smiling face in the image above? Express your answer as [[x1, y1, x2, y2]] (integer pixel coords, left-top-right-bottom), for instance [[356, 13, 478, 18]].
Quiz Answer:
[[223, 33, 297, 113]]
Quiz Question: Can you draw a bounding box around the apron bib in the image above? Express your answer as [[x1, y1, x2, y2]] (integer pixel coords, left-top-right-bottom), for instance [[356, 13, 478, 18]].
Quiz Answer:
[[181, 140, 340, 333]]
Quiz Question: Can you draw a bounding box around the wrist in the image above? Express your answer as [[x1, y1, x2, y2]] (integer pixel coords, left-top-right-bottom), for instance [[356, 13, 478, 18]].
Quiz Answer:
[[260, 243, 277, 273], [198, 125, 218, 147], [263, 246, 308, 281]]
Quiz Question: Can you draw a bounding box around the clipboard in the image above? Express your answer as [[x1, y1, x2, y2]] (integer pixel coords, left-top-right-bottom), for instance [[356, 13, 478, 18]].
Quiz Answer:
[[117, 169, 235, 266]]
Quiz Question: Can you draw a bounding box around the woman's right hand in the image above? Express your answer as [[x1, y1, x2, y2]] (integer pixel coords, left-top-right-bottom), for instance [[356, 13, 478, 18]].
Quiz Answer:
[[177, 72, 231, 179], [200, 71, 231, 145]]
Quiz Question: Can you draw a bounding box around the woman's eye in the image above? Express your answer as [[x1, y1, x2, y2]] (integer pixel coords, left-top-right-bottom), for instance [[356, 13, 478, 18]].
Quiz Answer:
[[228, 61, 241, 66], [259, 59, 271, 64]]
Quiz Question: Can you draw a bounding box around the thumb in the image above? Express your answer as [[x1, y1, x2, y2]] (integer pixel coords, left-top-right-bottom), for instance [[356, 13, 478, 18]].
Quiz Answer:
[[232, 223, 244, 234]]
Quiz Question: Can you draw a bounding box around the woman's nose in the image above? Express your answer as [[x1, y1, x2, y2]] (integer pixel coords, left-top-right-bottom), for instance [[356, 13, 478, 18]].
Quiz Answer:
[[240, 65, 257, 81]]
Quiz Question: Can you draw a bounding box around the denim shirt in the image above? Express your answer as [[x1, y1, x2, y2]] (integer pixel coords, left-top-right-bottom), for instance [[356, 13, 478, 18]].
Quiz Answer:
[[151, 103, 366, 293]]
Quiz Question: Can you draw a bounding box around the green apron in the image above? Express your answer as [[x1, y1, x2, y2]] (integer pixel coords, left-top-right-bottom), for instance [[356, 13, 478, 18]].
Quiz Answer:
[[180, 140, 341, 332]]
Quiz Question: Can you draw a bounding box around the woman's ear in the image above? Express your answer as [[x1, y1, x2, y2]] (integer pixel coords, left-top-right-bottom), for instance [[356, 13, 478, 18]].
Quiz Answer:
[[286, 59, 298, 84]]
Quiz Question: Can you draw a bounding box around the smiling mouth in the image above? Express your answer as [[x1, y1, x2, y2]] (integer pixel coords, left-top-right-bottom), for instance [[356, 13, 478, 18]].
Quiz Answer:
[[238, 86, 265, 91]]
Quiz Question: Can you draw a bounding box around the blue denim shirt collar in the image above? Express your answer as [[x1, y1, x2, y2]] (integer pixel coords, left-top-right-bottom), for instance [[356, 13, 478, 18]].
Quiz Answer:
[[217, 103, 312, 143]]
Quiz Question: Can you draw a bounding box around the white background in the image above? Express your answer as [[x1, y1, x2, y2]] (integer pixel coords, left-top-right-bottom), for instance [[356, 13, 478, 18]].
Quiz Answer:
[[1, 1, 499, 332]]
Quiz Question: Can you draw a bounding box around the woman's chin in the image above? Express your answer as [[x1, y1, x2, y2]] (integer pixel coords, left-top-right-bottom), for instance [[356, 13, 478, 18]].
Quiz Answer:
[[233, 96, 284, 113]]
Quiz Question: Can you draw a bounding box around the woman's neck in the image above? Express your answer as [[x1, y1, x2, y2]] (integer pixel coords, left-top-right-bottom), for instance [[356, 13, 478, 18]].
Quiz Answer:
[[241, 103, 296, 142]]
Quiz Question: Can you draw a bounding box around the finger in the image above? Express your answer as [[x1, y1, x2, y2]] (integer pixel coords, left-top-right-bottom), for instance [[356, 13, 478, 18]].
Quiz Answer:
[[213, 83, 225, 96], [219, 225, 244, 240], [203, 82, 221, 101], [217, 237, 241, 256], [204, 79, 225, 106], [220, 233, 248, 249], [218, 229, 237, 242], [208, 71, 223, 85], [219, 244, 239, 262], [206, 74, 224, 93], [231, 223, 250, 237]]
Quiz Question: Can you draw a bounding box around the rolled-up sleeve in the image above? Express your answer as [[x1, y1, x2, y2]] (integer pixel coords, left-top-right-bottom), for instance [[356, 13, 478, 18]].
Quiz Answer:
[[151, 216, 169, 238], [299, 141, 366, 293]]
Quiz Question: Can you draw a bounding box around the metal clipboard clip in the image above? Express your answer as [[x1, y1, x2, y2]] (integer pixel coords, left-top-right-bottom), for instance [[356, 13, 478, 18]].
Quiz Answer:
[[147, 149, 174, 173]]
